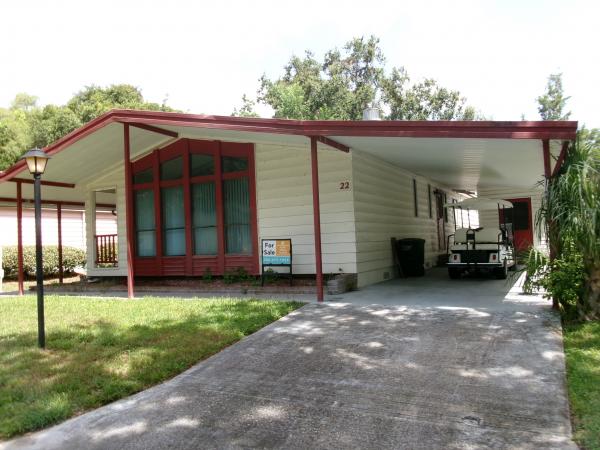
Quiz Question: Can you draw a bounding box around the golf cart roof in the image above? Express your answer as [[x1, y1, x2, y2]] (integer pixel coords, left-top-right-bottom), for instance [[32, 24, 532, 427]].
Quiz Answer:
[[444, 197, 514, 210]]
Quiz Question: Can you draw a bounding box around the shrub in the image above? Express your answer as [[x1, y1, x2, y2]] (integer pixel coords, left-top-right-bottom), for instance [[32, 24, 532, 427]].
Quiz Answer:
[[1, 246, 86, 278]]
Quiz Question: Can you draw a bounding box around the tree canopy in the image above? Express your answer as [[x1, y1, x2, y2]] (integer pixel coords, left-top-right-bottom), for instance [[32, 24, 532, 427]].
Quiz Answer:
[[0, 84, 173, 171], [536, 73, 571, 120], [236, 36, 477, 120]]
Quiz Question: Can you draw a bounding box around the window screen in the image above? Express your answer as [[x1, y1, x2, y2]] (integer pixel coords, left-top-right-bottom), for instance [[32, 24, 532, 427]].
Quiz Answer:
[[161, 186, 186, 255], [192, 183, 217, 255], [135, 189, 156, 257], [224, 177, 251, 254]]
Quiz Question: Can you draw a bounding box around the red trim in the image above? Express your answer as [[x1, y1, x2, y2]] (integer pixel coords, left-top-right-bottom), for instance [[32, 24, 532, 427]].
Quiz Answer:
[[16, 181, 24, 296], [127, 122, 179, 138], [542, 139, 552, 178], [0, 110, 578, 182], [215, 141, 226, 275], [310, 137, 324, 302], [247, 145, 259, 274], [57, 204, 63, 284], [183, 140, 193, 273], [315, 136, 350, 153], [9, 179, 75, 188], [552, 141, 570, 177], [153, 149, 163, 261], [124, 124, 135, 298]]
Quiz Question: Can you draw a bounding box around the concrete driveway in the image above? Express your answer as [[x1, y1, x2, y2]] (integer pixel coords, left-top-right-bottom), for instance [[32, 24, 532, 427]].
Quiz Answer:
[[3, 271, 575, 449]]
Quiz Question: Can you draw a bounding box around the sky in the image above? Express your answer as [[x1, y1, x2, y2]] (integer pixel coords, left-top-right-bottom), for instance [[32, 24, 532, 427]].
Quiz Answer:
[[1, 0, 598, 128]]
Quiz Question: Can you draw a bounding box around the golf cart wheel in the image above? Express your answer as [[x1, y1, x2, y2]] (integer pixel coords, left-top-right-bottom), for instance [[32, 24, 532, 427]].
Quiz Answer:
[[448, 268, 462, 279], [495, 261, 508, 279]]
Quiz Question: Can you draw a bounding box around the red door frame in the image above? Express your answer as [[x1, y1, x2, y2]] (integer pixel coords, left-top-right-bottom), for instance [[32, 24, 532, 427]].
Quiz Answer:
[[130, 138, 258, 277], [501, 197, 534, 252]]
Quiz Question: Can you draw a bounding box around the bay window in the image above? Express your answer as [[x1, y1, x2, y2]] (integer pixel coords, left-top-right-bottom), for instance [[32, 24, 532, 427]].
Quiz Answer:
[[130, 138, 256, 276]]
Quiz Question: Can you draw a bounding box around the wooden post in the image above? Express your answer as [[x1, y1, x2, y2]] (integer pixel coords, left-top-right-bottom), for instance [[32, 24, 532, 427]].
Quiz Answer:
[[57, 203, 63, 283], [16, 181, 24, 296], [310, 137, 324, 302], [123, 124, 135, 298]]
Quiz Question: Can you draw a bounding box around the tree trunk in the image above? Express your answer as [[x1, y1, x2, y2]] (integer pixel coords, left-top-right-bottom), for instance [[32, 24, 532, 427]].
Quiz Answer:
[[584, 265, 600, 320]]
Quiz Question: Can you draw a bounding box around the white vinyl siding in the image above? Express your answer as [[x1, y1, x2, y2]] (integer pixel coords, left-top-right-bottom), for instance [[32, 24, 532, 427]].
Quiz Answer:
[[255, 143, 356, 276], [352, 149, 462, 287]]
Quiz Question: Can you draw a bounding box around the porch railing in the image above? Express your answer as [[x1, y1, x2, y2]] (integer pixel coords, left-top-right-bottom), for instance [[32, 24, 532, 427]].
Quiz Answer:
[[95, 234, 118, 266]]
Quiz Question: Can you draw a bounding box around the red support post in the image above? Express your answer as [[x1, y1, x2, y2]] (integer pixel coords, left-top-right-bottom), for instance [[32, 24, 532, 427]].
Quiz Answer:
[[57, 204, 63, 283], [310, 137, 324, 302], [16, 181, 24, 296], [124, 124, 135, 298]]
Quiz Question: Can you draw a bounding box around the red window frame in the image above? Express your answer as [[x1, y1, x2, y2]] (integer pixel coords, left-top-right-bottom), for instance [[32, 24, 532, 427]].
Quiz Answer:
[[131, 138, 258, 276]]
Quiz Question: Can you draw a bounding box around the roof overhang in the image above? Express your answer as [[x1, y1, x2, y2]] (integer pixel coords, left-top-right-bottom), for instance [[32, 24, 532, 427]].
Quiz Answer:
[[0, 109, 578, 203]]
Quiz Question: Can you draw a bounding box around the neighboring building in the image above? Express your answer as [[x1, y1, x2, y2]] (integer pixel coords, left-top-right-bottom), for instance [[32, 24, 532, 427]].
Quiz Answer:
[[0, 110, 577, 299], [0, 206, 116, 249]]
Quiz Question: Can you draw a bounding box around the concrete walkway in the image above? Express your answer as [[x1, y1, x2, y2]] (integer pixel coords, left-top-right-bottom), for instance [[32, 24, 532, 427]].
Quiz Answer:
[[2, 272, 576, 449]]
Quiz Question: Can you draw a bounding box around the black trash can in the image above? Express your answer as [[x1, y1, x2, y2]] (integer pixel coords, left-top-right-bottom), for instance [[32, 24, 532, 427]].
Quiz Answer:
[[396, 238, 425, 276]]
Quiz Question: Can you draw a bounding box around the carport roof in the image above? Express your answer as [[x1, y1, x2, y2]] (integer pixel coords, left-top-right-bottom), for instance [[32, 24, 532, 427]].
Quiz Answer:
[[0, 110, 578, 201]]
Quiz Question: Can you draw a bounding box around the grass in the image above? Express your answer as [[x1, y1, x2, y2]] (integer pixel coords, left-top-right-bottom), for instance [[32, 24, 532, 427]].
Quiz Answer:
[[563, 320, 600, 449], [0, 295, 303, 439]]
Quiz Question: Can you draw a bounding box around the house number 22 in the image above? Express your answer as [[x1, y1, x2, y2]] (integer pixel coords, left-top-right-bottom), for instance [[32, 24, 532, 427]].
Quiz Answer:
[[339, 181, 350, 190]]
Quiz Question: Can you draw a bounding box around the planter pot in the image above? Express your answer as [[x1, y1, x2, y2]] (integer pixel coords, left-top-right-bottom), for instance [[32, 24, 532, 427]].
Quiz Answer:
[[327, 273, 357, 295]]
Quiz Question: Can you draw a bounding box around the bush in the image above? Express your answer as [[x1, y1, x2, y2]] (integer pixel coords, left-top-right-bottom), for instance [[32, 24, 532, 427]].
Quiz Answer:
[[524, 244, 586, 318], [1, 246, 86, 278]]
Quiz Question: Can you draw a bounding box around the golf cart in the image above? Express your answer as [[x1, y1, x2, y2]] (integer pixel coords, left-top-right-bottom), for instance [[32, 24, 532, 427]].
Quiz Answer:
[[445, 198, 516, 279]]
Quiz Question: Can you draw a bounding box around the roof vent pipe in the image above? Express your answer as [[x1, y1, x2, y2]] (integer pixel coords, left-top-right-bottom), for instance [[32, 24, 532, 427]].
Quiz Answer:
[[362, 106, 381, 120]]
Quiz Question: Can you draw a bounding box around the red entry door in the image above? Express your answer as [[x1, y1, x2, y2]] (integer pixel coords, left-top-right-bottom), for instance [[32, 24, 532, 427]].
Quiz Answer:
[[499, 197, 534, 252]]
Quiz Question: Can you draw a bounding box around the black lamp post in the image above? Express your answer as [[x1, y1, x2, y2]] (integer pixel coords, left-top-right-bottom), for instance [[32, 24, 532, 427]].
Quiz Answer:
[[20, 148, 50, 349]]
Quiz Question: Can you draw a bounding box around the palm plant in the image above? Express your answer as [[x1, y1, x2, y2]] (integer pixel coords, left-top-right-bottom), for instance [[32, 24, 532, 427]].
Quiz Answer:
[[537, 140, 600, 319]]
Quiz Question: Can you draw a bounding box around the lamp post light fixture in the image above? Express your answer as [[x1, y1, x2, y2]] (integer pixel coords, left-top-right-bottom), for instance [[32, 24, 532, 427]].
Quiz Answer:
[[21, 148, 50, 348]]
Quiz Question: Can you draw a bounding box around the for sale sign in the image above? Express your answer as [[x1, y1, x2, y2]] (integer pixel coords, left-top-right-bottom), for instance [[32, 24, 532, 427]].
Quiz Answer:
[[262, 239, 291, 265]]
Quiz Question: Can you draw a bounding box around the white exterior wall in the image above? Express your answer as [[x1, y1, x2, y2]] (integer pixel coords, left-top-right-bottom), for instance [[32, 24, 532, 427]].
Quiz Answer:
[[351, 150, 463, 287], [85, 167, 127, 277], [477, 186, 546, 250], [255, 143, 356, 276], [0, 207, 115, 249]]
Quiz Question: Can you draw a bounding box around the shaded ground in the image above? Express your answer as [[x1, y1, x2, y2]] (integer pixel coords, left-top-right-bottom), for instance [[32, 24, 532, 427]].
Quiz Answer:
[[2, 297, 576, 449]]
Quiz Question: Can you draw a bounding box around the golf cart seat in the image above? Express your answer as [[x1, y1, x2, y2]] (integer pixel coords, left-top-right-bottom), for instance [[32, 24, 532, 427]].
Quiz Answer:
[[453, 228, 469, 243], [475, 228, 503, 243]]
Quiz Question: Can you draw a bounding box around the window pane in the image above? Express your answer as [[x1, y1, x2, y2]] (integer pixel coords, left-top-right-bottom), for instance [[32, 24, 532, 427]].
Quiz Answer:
[[164, 229, 186, 256], [133, 168, 153, 184], [192, 183, 217, 255], [193, 227, 217, 255], [136, 231, 156, 257], [161, 186, 186, 256], [224, 177, 251, 254], [160, 156, 183, 181], [135, 189, 156, 256], [222, 156, 248, 173], [191, 154, 214, 177]]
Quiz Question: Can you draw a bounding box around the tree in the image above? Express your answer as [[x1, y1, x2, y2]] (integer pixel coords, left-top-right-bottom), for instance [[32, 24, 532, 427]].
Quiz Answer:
[[67, 84, 172, 124], [29, 105, 82, 148], [538, 140, 600, 319], [536, 73, 571, 120], [239, 35, 476, 121], [231, 94, 259, 118]]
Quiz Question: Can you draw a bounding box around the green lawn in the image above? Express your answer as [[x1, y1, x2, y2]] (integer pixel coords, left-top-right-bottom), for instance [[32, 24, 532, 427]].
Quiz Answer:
[[0, 295, 303, 439], [563, 320, 600, 449]]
